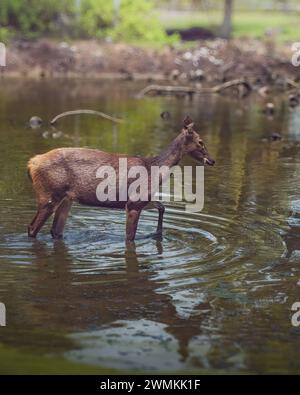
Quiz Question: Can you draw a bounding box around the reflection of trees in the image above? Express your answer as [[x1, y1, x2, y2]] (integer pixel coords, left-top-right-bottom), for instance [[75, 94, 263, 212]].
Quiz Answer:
[[20, 239, 208, 363], [284, 222, 300, 259], [197, 95, 297, 226]]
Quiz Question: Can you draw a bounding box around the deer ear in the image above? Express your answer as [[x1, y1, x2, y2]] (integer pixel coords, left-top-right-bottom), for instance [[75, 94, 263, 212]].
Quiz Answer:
[[183, 116, 194, 132], [183, 115, 193, 126]]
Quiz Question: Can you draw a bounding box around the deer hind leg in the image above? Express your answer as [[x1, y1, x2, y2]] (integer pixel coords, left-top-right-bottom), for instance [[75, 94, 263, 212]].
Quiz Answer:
[[51, 195, 73, 239], [28, 199, 56, 238]]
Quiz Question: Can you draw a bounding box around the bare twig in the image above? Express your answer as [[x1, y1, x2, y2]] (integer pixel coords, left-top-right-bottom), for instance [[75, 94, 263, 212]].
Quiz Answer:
[[212, 79, 252, 93], [50, 109, 124, 125], [286, 78, 299, 89], [136, 84, 211, 98], [136, 79, 251, 98]]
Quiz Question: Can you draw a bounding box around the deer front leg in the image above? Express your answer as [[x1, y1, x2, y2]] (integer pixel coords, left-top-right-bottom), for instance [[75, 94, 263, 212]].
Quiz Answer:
[[125, 203, 142, 242], [153, 201, 165, 234]]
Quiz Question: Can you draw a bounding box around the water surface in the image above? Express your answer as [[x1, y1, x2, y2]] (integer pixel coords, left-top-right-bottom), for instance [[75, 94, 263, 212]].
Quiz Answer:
[[0, 79, 300, 373]]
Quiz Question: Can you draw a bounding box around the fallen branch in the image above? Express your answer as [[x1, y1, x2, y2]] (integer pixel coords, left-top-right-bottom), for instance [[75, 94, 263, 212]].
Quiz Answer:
[[212, 79, 252, 93], [286, 78, 299, 90], [50, 109, 124, 125], [136, 79, 251, 98]]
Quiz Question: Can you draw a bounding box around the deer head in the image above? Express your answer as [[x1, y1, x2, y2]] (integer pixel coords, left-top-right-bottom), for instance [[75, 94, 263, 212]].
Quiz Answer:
[[182, 116, 215, 166]]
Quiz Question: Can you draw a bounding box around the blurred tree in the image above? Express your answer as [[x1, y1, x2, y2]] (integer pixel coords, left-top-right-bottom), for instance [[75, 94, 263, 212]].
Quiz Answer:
[[220, 0, 233, 39], [0, 0, 174, 44], [0, 0, 74, 38], [276, 0, 289, 12], [79, 0, 174, 44]]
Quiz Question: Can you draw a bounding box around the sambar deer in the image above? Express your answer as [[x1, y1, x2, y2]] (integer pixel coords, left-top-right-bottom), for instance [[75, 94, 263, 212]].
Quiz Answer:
[[27, 116, 214, 242]]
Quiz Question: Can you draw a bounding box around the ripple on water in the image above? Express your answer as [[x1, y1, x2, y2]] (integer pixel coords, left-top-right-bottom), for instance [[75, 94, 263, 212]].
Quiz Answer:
[[0, 198, 287, 322]]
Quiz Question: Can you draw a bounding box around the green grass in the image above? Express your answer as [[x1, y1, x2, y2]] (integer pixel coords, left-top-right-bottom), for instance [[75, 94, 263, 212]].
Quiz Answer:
[[0, 344, 124, 375], [160, 10, 300, 42]]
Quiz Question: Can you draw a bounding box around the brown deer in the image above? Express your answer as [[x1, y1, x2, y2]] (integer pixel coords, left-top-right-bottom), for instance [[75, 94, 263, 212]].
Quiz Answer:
[[27, 116, 215, 242]]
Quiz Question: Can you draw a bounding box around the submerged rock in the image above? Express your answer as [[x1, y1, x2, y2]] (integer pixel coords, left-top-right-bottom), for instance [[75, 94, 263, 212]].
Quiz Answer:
[[160, 111, 171, 120], [29, 116, 43, 129], [288, 93, 300, 108], [271, 132, 282, 141], [263, 102, 275, 116]]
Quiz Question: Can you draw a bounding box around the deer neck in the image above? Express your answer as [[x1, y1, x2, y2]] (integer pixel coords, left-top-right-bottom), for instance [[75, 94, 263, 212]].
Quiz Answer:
[[151, 133, 185, 167]]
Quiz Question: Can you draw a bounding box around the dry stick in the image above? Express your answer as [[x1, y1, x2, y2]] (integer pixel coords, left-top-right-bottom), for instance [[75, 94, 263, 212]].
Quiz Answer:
[[286, 79, 299, 89], [50, 109, 124, 125], [136, 79, 251, 98]]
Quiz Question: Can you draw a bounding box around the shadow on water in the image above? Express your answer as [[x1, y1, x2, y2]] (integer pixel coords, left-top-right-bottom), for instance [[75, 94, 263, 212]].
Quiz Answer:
[[0, 79, 300, 373], [25, 239, 208, 371]]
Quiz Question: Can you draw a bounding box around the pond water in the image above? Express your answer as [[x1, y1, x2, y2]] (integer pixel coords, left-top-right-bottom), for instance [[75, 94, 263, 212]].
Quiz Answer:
[[0, 79, 300, 373]]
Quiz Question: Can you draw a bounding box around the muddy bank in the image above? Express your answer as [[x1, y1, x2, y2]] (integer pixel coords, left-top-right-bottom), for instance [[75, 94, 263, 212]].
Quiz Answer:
[[1, 39, 300, 89]]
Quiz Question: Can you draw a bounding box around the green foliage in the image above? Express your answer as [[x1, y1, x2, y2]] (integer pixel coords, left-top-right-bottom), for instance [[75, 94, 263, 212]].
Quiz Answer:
[[0, 0, 175, 45], [0, 27, 12, 43], [79, 0, 113, 37], [79, 0, 174, 44], [0, 0, 74, 38]]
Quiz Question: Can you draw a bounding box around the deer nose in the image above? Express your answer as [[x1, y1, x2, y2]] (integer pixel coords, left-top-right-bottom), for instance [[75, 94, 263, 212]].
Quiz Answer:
[[205, 158, 215, 166]]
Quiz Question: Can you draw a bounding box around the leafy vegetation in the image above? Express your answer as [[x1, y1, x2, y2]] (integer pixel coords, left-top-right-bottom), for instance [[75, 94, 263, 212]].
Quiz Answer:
[[0, 0, 173, 45], [0, 1, 299, 46], [0, 0, 74, 39]]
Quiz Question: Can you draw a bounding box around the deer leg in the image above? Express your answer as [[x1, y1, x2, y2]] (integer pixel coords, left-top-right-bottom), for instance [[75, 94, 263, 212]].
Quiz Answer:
[[153, 201, 165, 234], [125, 204, 142, 242], [51, 196, 73, 239], [28, 200, 55, 238]]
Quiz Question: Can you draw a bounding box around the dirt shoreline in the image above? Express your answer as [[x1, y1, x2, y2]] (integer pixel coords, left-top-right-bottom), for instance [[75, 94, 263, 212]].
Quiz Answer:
[[1, 39, 300, 89]]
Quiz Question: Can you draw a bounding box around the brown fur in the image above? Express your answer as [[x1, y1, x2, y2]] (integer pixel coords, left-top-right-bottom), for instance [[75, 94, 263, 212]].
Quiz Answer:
[[27, 117, 214, 242]]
